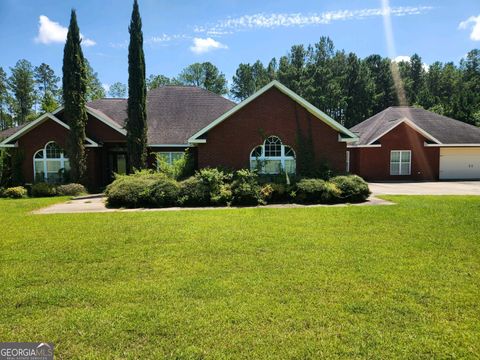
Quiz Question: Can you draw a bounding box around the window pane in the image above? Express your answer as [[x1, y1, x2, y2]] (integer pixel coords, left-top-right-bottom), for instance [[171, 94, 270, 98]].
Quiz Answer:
[[171, 152, 184, 163], [401, 163, 410, 175], [251, 146, 262, 157], [264, 160, 281, 174], [158, 153, 170, 163], [34, 150, 44, 159], [390, 164, 399, 175], [285, 159, 296, 174], [390, 151, 400, 162], [64, 160, 70, 171], [401, 151, 411, 162], [46, 160, 61, 172], [264, 136, 282, 157], [34, 161, 44, 174], [284, 146, 295, 157], [46, 142, 62, 158]]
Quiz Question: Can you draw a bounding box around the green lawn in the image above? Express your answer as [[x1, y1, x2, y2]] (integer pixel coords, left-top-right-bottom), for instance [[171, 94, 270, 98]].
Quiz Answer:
[[0, 197, 479, 359]]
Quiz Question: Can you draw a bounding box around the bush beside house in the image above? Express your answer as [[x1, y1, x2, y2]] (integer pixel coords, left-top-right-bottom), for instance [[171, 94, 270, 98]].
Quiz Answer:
[[105, 168, 371, 208], [0, 183, 87, 199]]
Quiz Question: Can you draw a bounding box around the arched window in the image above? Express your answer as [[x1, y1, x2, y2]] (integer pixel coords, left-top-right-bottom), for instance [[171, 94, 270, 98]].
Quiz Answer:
[[250, 136, 296, 174], [33, 142, 70, 183]]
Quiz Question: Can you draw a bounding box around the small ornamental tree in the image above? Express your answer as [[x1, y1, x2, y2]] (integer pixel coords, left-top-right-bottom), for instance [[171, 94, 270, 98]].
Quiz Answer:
[[62, 9, 88, 183], [126, 0, 148, 171]]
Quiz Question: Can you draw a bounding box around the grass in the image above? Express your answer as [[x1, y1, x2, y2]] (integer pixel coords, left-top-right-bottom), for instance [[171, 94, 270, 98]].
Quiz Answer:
[[0, 196, 479, 359]]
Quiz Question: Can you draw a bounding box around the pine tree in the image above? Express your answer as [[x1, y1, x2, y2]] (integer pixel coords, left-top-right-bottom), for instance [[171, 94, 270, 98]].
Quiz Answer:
[[62, 9, 88, 183], [8, 59, 35, 124], [127, 0, 147, 170]]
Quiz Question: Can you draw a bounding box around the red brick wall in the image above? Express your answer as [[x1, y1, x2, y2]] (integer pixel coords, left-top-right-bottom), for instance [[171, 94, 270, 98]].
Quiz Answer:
[[196, 87, 347, 173], [17, 120, 70, 183], [16, 119, 100, 187], [349, 122, 439, 181]]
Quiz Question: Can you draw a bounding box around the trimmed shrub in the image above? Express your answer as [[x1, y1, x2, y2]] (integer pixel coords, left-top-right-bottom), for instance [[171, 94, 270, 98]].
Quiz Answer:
[[56, 183, 87, 197], [295, 179, 341, 204], [178, 177, 210, 206], [211, 183, 232, 206], [148, 178, 180, 207], [3, 186, 27, 199], [31, 182, 57, 197], [268, 182, 292, 203], [105, 171, 167, 208], [197, 168, 232, 205], [231, 169, 262, 206], [330, 175, 371, 202], [260, 184, 274, 201]]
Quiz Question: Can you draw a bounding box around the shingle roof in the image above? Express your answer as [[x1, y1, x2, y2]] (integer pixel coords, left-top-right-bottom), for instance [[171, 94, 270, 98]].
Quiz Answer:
[[87, 86, 236, 144], [0, 123, 28, 140], [350, 106, 480, 145]]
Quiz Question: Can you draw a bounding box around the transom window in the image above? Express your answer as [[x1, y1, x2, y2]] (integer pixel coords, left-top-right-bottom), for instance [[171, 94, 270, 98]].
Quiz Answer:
[[33, 141, 70, 183], [250, 136, 296, 174], [390, 150, 411, 175]]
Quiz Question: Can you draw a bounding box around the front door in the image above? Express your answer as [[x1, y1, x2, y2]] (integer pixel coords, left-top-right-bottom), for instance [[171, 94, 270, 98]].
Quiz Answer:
[[107, 152, 128, 181]]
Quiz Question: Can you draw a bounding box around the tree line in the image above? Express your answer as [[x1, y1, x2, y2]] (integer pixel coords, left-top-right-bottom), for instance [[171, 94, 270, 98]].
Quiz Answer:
[[146, 37, 480, 128], [0, 58, 106, 130], [1, 36, 479, 133]]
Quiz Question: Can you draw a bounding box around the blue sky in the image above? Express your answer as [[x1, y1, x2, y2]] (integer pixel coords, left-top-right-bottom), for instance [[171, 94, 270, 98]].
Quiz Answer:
[[1, 0, 479, 92]]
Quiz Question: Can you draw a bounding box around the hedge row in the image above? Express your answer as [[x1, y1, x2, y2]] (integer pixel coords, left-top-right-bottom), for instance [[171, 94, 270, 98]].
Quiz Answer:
[[105, 169, 371, 208], [0, 183, 87, 198]]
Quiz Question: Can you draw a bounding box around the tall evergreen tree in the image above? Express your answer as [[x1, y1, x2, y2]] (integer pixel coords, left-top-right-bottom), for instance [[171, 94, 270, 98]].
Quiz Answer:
[[8, 59, 35, 124], [34, 63, 60, 98], [0, 67, 10, 130], [126, 0, 148, 170], [146, 74, 171, 90], [177, 62, 228, 94], [62, 9, 88, 183], [84, 59, 106, 101], [108, 82, 127, 98]]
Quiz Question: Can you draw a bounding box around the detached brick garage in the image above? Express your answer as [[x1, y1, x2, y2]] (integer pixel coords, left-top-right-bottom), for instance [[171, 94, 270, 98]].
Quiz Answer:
[[348, 107, 480, 181]]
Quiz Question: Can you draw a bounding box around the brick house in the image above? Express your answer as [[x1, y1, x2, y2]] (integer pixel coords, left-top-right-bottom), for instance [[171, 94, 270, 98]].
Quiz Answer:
[[2, 81, 478, 187], [0, 81, 356, 188]]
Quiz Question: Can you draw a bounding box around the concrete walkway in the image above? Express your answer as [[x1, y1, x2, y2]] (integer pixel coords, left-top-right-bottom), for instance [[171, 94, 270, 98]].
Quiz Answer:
[[33, 195, 393, 214], [369, 181, 480, 195]]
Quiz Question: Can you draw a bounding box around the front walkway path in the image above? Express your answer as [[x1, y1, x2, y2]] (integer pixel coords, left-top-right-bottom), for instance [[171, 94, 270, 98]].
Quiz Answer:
[[33, 195, 393, 214]]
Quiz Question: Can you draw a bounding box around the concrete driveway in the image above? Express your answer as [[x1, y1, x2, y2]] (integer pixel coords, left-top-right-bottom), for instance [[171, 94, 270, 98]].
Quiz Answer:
[[369, 181, 480, 195]]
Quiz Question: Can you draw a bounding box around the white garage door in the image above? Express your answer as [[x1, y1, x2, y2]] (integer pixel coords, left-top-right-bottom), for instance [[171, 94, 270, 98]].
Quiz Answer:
[[439, 148, 480, 179]]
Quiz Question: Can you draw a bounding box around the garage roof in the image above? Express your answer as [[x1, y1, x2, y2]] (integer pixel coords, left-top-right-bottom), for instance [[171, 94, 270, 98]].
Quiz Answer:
[[350, 107, 480, 145]]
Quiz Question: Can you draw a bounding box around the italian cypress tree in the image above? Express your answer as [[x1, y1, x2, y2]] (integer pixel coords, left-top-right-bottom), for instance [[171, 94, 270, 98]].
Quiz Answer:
[[127, 0, 147, 170], [63, 9, 88, 183]]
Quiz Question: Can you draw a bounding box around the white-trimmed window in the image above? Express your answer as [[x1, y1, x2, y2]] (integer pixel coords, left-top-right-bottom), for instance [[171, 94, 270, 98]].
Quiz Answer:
[[250, 136, 296, 174], [33, 141, 70, 183], [390, 150, 411, 175], [157, 152, 184, 165]]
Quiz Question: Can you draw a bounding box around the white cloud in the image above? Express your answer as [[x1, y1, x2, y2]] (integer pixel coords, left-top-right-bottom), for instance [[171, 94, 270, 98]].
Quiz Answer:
[[190, 37, 228, 54], [194, 6, 433, 35], [393, 55, 411, 63], [102, 83, 110, 93], [459, 15, 480, 41], [35, 15, 96, 47], [393, 55, 429, 71]]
